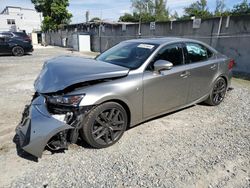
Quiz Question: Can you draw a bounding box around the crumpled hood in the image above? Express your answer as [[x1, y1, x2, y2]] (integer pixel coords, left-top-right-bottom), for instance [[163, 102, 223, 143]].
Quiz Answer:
[[34, 56, 129, 93]]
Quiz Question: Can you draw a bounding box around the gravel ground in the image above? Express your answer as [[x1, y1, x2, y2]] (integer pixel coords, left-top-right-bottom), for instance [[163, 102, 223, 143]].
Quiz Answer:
[[0, 47, 249, 188]]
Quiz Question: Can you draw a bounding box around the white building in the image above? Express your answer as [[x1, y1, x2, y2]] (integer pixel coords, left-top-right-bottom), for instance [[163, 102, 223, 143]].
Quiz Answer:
[[0, 6, 43, 34]]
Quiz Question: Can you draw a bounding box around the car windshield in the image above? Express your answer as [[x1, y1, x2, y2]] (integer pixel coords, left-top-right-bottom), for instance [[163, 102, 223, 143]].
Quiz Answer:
[[96, 42, 159, 69]]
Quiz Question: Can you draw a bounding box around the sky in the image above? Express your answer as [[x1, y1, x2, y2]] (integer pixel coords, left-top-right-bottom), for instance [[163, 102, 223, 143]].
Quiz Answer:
[[0, 0, 246, 23]]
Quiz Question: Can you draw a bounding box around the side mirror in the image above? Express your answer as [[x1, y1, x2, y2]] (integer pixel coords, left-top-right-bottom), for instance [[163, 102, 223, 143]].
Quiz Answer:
[[154, 60, 173, 72]]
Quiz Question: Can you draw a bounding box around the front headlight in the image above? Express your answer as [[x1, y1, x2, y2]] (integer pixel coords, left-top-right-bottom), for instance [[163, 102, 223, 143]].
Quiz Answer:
[[47, 94, 85, 107]]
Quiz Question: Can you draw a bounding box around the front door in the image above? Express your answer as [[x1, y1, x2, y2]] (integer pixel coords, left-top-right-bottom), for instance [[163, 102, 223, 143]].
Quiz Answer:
[[0, 37, 10, 54], [143, 43, 190, 118]]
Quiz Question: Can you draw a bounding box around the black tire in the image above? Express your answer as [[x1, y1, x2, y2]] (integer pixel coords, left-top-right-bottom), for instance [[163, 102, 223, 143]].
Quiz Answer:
[[82, 102, 128, 148], [205, 77, 227, 106], [12, 46, 24, 56]]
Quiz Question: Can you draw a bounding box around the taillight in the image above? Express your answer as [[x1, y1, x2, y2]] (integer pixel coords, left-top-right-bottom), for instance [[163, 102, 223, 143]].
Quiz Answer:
[[228, 59, 235, 70], [24, 36, 31, 41]]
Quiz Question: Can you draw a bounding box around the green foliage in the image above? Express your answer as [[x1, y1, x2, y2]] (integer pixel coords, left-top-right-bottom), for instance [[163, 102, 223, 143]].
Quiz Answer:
[[132, 0, 155, 14], [31, 0, 72, 31], [170, 11, 179, 20], [231, 0, 250, 15], [119, 0, 169, 22], [119, 12, 155, 22], [183, 0, 212, 19], [90, 17, 101, 22], [119, 13, 139, 22], [155, 0, 169, 21], [140, 12, 156, 22], [214, 0, 226, 16]]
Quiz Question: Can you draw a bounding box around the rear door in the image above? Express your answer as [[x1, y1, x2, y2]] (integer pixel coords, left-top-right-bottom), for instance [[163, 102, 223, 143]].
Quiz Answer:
[[143, 43, 190, 118], [184, 42, 219, 103], [0, 37, 10, 54]]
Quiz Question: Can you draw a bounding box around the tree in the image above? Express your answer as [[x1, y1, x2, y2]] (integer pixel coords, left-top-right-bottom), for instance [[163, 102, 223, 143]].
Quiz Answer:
[[119, 13, 139, 22], [119, 0, 169, 22], [119, 12, 155, 22], [155, 0, 169, 21], [214, 0, 225, 16], [132, 0, 155, 15], [231, 0, 250, 15], [90, 17, 101, 22], [31, 0, 72, 31], [131, 0, 156, 22], [170, 11, 179, 20], [183, 0, 212, 19], [119, 0, 155, 22]]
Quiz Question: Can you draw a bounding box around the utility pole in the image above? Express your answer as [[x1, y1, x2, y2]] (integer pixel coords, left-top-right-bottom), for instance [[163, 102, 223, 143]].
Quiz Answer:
[[85, 11, 89, 23], [138, 13, 141, 37], [138, 2, 148, 37], [99, 10, 103, 52]]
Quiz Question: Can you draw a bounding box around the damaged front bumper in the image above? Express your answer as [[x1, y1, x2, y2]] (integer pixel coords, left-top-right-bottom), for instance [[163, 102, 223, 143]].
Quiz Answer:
[[16, 96, 73, 158]]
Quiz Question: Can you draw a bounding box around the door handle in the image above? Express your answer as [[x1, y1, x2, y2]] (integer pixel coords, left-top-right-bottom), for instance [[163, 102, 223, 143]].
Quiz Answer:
[[180, 71, 190, 78], [210, 64, 217, 70]]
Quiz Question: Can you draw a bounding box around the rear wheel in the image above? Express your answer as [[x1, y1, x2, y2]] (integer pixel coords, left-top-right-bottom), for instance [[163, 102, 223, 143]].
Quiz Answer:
[[82, 102, 128, 148], [205, 77, 227, 106], [12, 46, 24, 56]]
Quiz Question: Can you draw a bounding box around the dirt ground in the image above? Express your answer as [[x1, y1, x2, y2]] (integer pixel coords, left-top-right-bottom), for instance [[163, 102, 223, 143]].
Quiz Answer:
[[0, 47, 249, 188], [0, 47, 97, 186]]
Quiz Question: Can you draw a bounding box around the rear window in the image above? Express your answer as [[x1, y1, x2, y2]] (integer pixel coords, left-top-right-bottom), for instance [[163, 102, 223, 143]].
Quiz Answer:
[[185, 42, 213, 63], [13, 32, 28, 37], [0, 32, 13, 37]]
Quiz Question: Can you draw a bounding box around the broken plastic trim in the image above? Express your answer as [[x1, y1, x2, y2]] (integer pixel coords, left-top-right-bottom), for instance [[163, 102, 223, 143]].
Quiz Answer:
[[16, 96, 73, 158]]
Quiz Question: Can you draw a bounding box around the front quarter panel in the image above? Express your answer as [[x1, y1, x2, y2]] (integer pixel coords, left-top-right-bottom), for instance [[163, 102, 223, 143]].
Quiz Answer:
[[69, 72, 143, 126]]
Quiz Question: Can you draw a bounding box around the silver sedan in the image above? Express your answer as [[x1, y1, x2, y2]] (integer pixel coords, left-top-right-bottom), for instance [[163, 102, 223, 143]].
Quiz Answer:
[[16, 38, 234, 158]]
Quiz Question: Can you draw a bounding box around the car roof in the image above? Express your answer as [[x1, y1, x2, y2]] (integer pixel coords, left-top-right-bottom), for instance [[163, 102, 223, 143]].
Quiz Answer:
[[0, 31, 27, 34], [124, 37, 218, 53], [124, 37, 202, 45]]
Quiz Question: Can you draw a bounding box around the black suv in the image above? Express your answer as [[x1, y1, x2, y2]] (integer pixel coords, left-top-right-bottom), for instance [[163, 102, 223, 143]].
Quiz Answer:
[[0, 31, 33, 56]]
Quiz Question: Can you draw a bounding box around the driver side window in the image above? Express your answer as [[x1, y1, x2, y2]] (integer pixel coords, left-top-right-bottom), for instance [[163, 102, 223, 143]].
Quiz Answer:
[[148, 43, 184, 70]]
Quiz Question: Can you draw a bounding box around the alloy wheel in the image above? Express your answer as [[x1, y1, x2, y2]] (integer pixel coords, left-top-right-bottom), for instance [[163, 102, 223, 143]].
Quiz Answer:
[[92, 108, 125, 146], [212, 78, 227, 105], [12, 46, 24, 56]]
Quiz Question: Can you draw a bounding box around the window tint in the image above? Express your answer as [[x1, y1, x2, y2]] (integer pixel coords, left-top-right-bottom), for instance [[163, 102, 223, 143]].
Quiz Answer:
[[186, 43, 213, 63], [0, 32, 12, 38], [13, 32, 28, 37], [154, 44, 184, 66]]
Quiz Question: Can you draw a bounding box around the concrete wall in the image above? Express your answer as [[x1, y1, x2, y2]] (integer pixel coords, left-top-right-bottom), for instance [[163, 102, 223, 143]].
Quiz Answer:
[[45, 15, 250, 76]]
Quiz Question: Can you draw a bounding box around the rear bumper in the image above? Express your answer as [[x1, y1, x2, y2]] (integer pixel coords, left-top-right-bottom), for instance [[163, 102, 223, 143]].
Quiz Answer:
[[16, 96, 73, 158], [24, 45, 33, 53]]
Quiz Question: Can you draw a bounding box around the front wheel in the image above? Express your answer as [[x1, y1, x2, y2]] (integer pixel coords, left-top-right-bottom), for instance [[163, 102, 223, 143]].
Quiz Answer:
[[12, 46, 24, 56], [82, 102, 128, 148], [205, 77, 227, 106]]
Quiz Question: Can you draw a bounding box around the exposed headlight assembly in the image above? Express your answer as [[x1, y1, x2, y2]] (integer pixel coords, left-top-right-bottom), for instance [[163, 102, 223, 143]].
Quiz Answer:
[[47, 94, 85, 107]]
